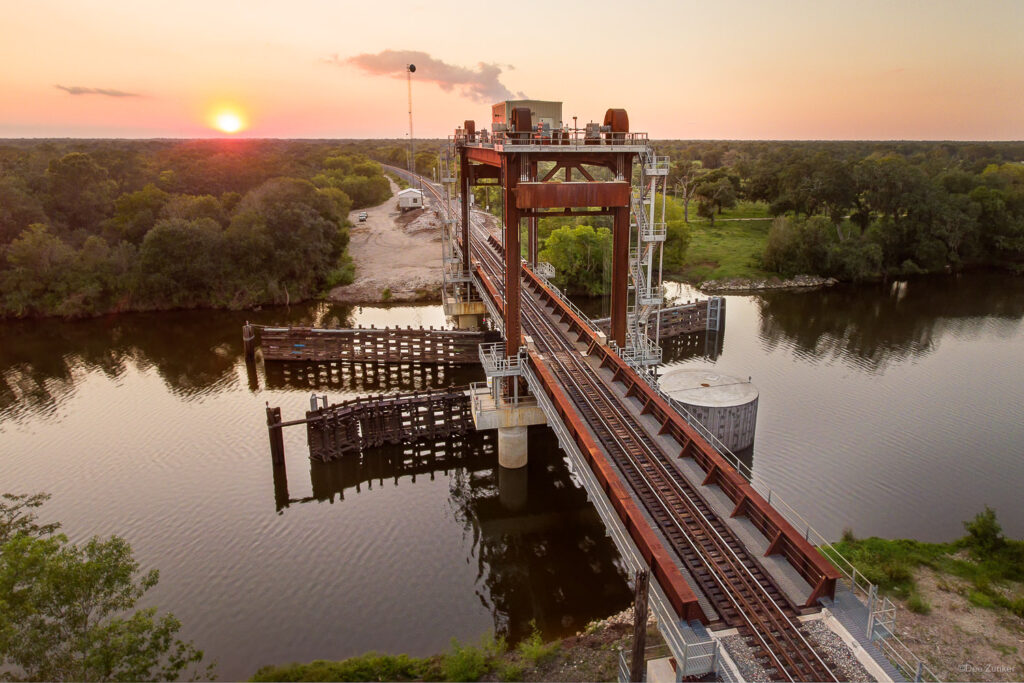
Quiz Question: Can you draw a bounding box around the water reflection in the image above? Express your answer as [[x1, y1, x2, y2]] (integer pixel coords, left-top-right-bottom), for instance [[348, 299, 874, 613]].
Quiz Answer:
[[659, 328, 725, 364], [0, 301, 456, 420], [756, 274, 1024, 371], [263, 360, 483, 394], [276, 428, 632, 644], [275, 434, 496, 512]]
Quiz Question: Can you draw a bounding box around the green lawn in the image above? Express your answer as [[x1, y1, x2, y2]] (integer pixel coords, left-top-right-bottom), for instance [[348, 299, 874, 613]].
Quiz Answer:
[[672, 201, 775, 283]]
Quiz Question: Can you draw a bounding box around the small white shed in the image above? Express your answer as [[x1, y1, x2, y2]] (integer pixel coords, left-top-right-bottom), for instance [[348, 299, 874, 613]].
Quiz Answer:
[[398, 188, 423, 211]]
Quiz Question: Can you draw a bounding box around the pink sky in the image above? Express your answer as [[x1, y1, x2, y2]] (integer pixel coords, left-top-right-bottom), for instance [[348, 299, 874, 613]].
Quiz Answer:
[[2, 0, 1022, 140]]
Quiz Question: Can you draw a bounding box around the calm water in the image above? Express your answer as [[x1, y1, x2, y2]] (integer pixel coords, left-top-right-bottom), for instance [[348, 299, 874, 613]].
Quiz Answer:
[[2, 272, 1023, 678]]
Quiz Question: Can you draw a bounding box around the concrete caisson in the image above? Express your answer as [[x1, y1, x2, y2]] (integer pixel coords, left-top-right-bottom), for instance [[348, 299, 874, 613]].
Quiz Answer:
[[659, 368, 758, 452]]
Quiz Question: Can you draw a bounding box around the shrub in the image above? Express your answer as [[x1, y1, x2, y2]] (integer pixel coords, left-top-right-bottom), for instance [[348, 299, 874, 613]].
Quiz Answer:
[[906, 591, 931, 614], [963, 506, 1005, 557], [516, 622, 559, 666], [499, 663, 525, 681], [968, 590, 996, 609], [442, 639, 488, 682], [251, 653, 426, 682], [1010, 597, 1024, 619]]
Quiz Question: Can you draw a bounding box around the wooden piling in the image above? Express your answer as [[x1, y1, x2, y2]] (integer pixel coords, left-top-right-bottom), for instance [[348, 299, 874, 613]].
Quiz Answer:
[[243, 322, 257, 362], [266, 404, 285, 466]]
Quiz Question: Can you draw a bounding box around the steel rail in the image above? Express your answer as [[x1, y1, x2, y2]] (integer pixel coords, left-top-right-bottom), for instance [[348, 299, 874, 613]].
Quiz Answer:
[[457, 199, 826, 679], [515, 280, 835, 682]]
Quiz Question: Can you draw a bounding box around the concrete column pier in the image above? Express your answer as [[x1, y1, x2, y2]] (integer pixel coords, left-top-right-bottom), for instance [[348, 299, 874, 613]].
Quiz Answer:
[[498, 425, 528, 469], [456, 314, 481, 330], [498, 463, 528, 510]]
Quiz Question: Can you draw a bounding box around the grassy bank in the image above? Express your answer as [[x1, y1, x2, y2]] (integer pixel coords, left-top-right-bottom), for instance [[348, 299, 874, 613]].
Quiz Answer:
[[830, 508, 1024, 681], [832, 508, 1024, 617], [670, 200, 775, 283], [251, 613, 661, 683]]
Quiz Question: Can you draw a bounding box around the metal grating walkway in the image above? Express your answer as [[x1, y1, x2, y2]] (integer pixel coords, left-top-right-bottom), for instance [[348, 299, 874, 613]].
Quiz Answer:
[[821, 589, 906, 682]]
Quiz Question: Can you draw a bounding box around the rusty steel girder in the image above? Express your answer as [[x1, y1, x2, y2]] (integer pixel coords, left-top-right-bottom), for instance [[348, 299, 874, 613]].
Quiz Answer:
[[527, 349, 706, 623], [520, 264, 842, 607], [514, 181, 631, 209]]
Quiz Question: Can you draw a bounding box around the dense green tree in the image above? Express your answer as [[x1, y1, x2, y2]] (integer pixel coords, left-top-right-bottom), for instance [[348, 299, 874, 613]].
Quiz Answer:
[[160, 194, 227, 226], [1, 224, 75, 315], [0, 493, 210, 681], [0, 177, 46, 244], [103, 184, 170, 244], [413, 151, 438, 178], [663, 220, 691, 272], [695, 177, 737, 224], [538, 225, 611, 295], [44, 153, 117, 231], [139, 218, 225, 307], [227, 178, 348, 304]]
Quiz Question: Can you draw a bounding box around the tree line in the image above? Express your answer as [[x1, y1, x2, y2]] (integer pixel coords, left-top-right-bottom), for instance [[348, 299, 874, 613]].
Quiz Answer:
[[0, 140, 400, 318], [661, 140, 1024, 280]]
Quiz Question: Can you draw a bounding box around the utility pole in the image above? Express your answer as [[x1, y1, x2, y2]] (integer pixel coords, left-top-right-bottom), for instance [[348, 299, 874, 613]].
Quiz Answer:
[[629, 568, 650, 683], [407, 64, 416, 174]]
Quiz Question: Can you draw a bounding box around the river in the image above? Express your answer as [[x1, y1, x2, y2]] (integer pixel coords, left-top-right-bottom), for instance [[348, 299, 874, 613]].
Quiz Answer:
[[2, 272, 1022, 679]]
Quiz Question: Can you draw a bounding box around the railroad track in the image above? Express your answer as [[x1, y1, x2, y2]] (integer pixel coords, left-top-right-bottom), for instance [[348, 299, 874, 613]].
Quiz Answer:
[[410, 172, 839, 682]]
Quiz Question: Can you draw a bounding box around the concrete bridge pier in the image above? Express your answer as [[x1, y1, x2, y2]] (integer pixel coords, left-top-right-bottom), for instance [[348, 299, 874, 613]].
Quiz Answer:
[[498, 425, 528, 469], [469, 384, 546, 470]]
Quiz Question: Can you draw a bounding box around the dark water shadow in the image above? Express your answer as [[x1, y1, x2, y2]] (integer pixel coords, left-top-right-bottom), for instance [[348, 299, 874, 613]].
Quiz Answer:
[[275, 426, 632, 645]]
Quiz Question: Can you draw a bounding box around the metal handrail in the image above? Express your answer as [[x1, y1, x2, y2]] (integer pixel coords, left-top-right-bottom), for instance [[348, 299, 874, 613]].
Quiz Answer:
[[625, 367, 939, 681], [478, 342, 524, 377], [643, 154, 671, 176], [469, 381, 488, 416], [535, 261, 555, 279], [452, 129, 651, 149], [519, 358, 721, 679]]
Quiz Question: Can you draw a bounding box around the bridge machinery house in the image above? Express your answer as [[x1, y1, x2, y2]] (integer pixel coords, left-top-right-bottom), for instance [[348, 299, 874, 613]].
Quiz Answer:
[[491, 99, 563, 134]]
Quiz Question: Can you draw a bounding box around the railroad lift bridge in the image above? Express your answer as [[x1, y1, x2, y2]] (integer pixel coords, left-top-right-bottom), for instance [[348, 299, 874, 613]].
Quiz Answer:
[[429, 102, 850, 683]]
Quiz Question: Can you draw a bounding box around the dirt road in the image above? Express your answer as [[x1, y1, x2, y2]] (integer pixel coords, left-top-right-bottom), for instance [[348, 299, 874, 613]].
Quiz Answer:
[[328, 180, 443, 303]]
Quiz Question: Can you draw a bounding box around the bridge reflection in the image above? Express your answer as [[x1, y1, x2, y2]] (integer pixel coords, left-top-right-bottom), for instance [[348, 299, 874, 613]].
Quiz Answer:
[[273, 427, 633, 643], [659, 328, 725, 364]]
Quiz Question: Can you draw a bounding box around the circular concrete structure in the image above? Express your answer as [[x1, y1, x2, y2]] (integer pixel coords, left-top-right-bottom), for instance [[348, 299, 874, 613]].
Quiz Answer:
[[659, 368, 759, 451]]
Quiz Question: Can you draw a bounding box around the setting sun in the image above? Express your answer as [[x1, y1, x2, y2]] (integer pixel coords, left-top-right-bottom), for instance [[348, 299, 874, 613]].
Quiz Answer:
[[211, 110, 245, 134]]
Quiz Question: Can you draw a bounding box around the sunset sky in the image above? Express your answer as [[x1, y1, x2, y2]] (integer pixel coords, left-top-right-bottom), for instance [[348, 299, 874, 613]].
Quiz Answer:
[[2, 0, 1022, 140]]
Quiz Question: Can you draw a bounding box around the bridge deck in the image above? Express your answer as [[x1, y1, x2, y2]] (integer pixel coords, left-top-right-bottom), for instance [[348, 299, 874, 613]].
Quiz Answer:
[[413, 168, 844, 682]]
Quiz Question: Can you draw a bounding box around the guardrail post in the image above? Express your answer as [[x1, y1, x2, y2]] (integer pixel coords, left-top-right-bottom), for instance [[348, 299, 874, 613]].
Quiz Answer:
[[866, 584, 877, 639]]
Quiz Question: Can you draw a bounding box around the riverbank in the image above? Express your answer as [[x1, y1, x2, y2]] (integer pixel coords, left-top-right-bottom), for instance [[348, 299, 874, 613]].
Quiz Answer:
[[251, 608, 660, 682], [698, 274, 838, 292], [831, 511, 1024, 682]]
